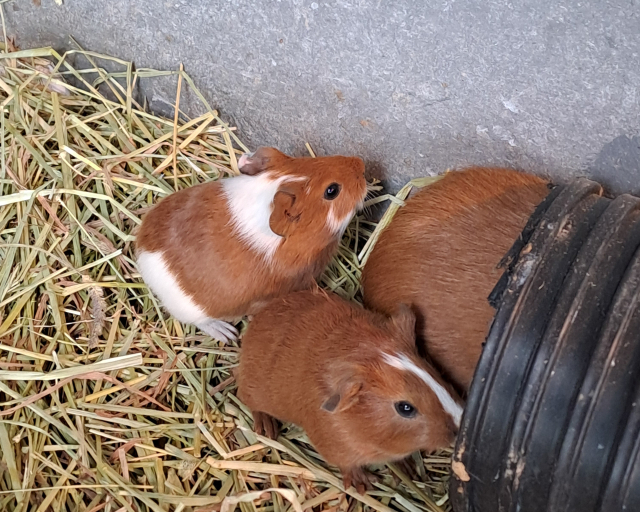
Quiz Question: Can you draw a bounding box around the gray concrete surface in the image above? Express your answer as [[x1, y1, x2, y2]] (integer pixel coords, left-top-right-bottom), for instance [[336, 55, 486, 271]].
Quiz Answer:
[[6, 0, 640, 194]]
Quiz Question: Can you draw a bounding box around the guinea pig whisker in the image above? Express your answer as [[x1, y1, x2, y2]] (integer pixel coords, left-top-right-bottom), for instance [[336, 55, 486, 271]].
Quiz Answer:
[[361, 201, 376, 217], [365, 190, 378, 201]]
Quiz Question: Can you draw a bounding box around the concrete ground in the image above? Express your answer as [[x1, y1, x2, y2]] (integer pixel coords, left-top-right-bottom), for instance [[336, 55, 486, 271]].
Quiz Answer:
[[6, 0, 640, 194]]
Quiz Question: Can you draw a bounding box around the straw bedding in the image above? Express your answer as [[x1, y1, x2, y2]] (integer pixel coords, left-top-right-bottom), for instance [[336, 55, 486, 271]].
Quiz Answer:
[[0, 36, 451, 512]]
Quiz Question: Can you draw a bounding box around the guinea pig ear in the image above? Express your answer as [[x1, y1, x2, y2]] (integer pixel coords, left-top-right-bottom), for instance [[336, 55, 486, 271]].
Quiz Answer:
[[390, 304, 417, 342], [269, 180, 306, 238], [238, 147, 286, 176], [321, 361, 363, 414]]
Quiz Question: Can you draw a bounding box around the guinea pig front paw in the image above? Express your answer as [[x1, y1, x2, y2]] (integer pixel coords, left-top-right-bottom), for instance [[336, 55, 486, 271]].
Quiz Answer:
[[196, 318, 239, 342], [252, 411, 279, 440], [341, 466, 377, 495]]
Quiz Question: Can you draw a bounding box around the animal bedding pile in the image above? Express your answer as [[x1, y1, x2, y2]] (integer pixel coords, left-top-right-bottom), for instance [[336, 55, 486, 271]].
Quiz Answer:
[[0, 39, 451, 512]]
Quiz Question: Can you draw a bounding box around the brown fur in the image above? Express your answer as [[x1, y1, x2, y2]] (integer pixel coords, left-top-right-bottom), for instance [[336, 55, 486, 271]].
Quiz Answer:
[[361, 167, 550, 392], [237, 290, 461, 489], [136, 147, 367, 320]]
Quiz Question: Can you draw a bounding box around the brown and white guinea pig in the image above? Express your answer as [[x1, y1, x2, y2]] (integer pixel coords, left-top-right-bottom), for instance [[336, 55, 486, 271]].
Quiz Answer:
[[236, 289, 463, 491], [136, 147, 367, 341], [361, 167, 550, 393]]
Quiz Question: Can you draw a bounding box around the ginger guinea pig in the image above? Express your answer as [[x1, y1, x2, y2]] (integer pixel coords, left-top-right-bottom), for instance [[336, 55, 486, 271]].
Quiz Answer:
[[136, 147, 367, 341], [361, 167, 550, 393], [237, 289, 463, 492]]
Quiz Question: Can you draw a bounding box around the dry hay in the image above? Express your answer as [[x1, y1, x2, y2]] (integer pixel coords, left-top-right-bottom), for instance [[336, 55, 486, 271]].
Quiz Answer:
[[0, 36, 451, 512]]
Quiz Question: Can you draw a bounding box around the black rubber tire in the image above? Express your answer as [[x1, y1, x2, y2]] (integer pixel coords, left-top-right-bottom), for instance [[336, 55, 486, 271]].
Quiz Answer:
[[450, 179, 640, 512]]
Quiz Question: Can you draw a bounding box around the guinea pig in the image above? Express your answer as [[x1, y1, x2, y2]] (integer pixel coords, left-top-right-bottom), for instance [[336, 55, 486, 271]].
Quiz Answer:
[[136, 147, 367, 341], [236, 289, 463, 492], [361, 167, 550, 393]]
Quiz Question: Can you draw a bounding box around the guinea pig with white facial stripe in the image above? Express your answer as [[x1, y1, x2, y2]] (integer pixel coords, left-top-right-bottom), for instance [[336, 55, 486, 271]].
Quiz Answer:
[[136, 147, 367, 341], [237, 289, 463, 492], [361, 167, 549, 393]]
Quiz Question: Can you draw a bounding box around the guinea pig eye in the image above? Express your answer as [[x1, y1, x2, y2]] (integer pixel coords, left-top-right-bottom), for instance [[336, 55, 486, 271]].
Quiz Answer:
[[324, 183, 341, 200], [395, 401, 417, 419]]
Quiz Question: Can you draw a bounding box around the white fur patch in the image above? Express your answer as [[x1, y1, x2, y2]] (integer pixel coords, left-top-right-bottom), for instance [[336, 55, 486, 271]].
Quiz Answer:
[[222, 173, 304, 261], [138, 251, 209, 324], [137, 251, 237, 342], [327, 206, 354, 236], [382, 352, 463, 427]]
